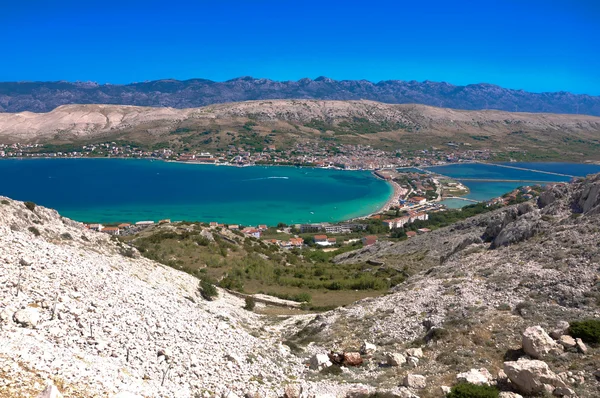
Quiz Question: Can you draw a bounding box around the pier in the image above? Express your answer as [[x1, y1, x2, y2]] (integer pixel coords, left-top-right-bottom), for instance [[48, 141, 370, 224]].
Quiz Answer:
[[471, 161, 577, 178]]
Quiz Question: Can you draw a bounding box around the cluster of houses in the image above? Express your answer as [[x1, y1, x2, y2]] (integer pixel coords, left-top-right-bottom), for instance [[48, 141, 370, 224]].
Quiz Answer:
[[382, 210, 429, 230], [299, 222, 368, 234]]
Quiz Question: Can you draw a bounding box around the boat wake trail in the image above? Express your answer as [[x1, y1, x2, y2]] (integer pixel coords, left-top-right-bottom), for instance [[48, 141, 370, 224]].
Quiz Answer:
[[243, 176, 290, 181]]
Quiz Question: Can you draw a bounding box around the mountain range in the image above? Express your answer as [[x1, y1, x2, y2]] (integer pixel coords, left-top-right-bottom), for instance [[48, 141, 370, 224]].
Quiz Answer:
[[1, 77, 600, 116]]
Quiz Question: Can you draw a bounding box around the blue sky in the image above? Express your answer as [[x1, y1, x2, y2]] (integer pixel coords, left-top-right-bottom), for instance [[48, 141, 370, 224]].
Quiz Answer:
[[1, 0, 599, 94]]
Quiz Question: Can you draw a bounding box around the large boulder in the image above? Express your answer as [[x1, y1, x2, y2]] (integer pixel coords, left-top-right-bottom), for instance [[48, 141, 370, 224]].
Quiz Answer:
[[558, 335, 576, 349], [504, 359, 566, 395], [13, 307, 41, 328], [456, 368, 493, 386], [385, 352, 406, 367], [342, 352, 363, 366], [575, 338, 588, 354], [522, 326, 562, 359], [405, 348, 423, 358], [403, 374, 426, 389], [491, 212, 546, 249], [574, 176, 600, 215], [552, 386, 577, 397]]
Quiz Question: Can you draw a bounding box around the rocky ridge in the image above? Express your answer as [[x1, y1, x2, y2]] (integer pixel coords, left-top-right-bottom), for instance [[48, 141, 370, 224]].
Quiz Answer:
[[1, 77, 600, 116]]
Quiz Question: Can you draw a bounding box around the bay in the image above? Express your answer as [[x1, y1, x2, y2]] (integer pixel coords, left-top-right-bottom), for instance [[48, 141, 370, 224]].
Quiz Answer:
[[0, 159, 392, 226], [428, 162, 600, 209]]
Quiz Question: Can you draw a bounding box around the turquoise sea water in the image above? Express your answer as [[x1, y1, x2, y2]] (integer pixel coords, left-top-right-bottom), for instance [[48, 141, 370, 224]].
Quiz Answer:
[[429, 162, 600, 209], [0, 159, 392, 225]]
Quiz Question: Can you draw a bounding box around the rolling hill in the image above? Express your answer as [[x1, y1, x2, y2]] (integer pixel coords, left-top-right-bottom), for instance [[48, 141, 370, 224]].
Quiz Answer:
[[1, 100, 600, 160]]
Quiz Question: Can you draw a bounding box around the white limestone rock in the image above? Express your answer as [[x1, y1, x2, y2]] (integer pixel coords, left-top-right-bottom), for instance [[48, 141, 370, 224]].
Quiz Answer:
[[558, 335, 576, 348], [522, 326, 562, 359], [405, 347, 423, 358], [385, 352, 406, 367], [13, 307, 41, 328], [504, 359, 567, 395], [575, 338, 588, 354], [456, 368, 493, 386], [403, 374, 426, 389], [309, 354, 332, 371]]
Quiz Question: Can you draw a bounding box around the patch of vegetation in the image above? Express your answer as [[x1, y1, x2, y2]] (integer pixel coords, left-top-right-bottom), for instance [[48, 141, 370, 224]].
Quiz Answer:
[[338, 117, 409, 135], [266, 291, 312, 303], [60, 232, 73, 240], [199, 278, 218, 301], [24, 201, 36, 211], [569, 319, 600, 344], [170, 127, 193, 135], [304, 119, 333, 132], [124, 224, 400, 307], [446, 382, 499, 398], [244, 296, 256, 311], [119, 246, 137, 258], [1, 200, 9, 205], [28, 226, 41, 236]]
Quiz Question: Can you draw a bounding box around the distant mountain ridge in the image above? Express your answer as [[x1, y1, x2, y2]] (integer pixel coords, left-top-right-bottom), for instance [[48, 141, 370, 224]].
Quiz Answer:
[[1, 77, 599, 116]]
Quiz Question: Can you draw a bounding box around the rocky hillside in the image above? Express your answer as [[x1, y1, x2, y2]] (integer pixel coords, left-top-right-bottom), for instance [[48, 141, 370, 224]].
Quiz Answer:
[[284, 174, 600, 397], [1, 77, 600, 116], [0, 198, 354, 397], [1, 100, 600, 160]]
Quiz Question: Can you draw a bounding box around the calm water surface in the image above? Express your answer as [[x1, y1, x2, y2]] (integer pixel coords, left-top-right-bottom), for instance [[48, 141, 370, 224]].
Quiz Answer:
[[0, 159, 392, 225]]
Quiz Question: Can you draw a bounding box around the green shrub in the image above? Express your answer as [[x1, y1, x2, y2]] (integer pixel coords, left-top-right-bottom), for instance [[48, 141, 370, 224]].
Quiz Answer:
[[219, 274, 244, 291], [119, 246, 137, 258], [24, 201, 36, 211], [28, 226, 41, 236], [294, 292, 312, 303], [199, 279, 218, 301], [60, 232, 73, 240], [1, 199, 9, 205], [244, 297, 256, 311], [569, 319, 600, 344], [446, 382, 499, 398]]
